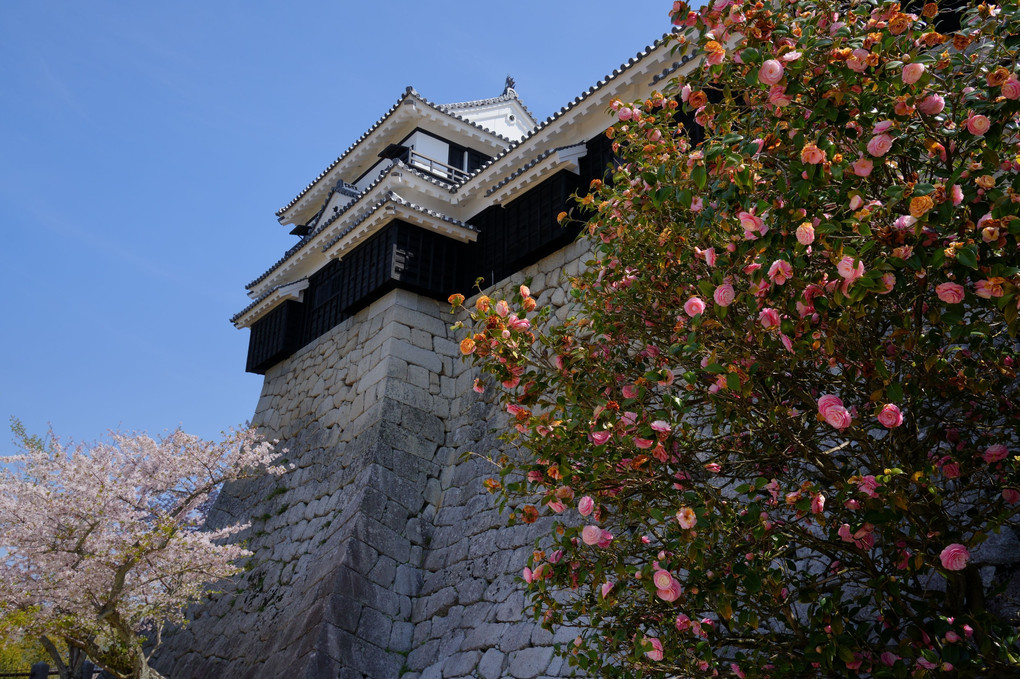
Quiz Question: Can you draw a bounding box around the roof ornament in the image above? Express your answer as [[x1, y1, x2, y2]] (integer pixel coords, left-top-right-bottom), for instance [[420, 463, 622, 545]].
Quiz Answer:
[[503, 75, 516, 97]]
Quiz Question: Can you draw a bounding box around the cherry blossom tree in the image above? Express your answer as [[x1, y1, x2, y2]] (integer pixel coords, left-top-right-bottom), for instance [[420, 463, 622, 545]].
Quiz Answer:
[[454, 0, 1020, 675], [0, 422, 284, 679]]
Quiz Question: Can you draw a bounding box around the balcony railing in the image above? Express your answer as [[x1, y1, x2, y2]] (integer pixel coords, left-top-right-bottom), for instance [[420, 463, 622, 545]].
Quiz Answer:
[[407, 150, 470, 183]]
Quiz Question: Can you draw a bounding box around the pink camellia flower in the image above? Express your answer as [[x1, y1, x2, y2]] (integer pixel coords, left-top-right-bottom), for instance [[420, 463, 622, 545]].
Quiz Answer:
[[1003, 488, 1020, 504], [650, 420, 671, 433], [522, 567, 534, 583], [577, 495, 595, 517], [825, 405, 852, 430], [936, 282, 965, 304], [633, 437, 654, 449], [902, 62, 925, 84], [738, 210, 765, 235], [768, 260, 793, 285], [690, 196, 704, 212], [591, 430, 611, 446], [867, 133, 894, 157], [581, 525, 603, 545], [675, 613, 692, 632], [943, 462, 961, 479], [653, 569, 674, 590], [918, 93, 945, 115], [818, 394, 843, 417], [704, 462, 722, 473], [975, 279, 1005, 299], [676, 506, 697, 529], [967, 113, 991, 136], [950, 184, 964, 205], [494, 299, 510, 317], [600, 581, 614, 598], [851, 156, 874, 176], [684, 296, 707, 317], [759, 308, 780, 329], [801, 143, 826, 165], [811, 494, 826, 514], [697, 246, 717, 267], [713, 283, 735, 307], [768, 85, 792, 108], [642, 637, 664, 661], [758, 59, 784, 85], [846, 48, 869, 72], [873, 120, 894, 134], [983, 444, 1009, 464], [837, 256, 865, 282], [879, 272, 896, 294], [597, 530, 613, 548], [940, 543, 970, 571], [657, 578, 683, 602], [877, 403, 904, 428], [796, 222, 815, 245], [1003, 77, 1020, 100], [618, 107, 634, 122], [857, 475, 880, 498]]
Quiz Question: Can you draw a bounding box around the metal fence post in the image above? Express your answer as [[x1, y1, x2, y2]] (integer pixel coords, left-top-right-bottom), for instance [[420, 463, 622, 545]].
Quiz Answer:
[[28, 662, 49, 679]]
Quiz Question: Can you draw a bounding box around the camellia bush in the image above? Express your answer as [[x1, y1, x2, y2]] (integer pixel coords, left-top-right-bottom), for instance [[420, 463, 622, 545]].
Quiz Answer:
[[0, 423, 284, 679], [452, 0, 1020, 676]]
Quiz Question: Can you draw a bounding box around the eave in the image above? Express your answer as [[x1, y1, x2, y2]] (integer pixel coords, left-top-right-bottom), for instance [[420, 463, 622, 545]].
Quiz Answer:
[[322, 192, 477, 260], [232, 279, 309, 330]]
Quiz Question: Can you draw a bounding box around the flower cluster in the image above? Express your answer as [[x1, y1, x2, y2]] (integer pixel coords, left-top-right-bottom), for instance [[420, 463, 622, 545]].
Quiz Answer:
[[0, 425, 284, 677], [454, 0, 1020, 676]]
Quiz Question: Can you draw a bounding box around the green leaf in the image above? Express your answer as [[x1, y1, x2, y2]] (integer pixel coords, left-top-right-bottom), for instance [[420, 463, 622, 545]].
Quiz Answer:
[[726, 373, 741, 392], [913, 183, 935, 196], [886, 381, 903, 402], [956, 247, 978, 269], [692, 165, 707, 190]]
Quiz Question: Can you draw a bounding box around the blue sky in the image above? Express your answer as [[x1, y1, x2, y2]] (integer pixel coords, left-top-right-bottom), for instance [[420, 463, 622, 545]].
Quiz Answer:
[[0, 1, 672, 446]]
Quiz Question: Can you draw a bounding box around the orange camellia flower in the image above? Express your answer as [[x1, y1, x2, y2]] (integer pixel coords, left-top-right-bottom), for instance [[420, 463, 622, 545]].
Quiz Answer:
[[987, 66, 1011, 87], [520, 505, 539, 523], [448, 293, 465, 307], [475, 295, 491, 312], [922, 2, 938, 17], [459, 337, 476, 355], [688, 90, 708, 109], [888, 13, 912, 35], [909, 195, 935, 217], [557, 211, 568, 223]]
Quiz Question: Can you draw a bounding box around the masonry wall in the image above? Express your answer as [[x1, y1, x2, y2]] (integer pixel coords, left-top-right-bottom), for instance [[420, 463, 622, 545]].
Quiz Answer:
[[154, 239, 590, 679]]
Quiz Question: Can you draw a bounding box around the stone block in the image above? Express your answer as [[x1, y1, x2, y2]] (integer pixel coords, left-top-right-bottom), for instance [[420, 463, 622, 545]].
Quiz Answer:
[[355, 606, 393, 649], [442, 650, 481, 677], [383, 337, 443, 374], [477, 648, 505, 679], [506, 646, 554, 679]]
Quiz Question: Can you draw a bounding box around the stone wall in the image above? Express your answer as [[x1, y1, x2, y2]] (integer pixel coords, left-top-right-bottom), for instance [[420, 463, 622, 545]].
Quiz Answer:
[[154, 239, 590, 679]]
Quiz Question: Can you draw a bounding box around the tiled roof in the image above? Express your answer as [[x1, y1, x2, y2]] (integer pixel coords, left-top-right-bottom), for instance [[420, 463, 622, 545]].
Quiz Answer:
[[484, 142, 586, 197], [452, 31, 690, 188], [230, 279, 308, 325], [440, 88, 538, 125], [275, 88, 514, 219], [322, 191, 475, 252], [248, 161, 458, 290]]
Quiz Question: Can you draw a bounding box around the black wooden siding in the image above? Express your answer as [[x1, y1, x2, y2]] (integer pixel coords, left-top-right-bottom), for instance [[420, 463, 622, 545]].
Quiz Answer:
[[246, 132, 618, 374], [246, 220, 467, 373]]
